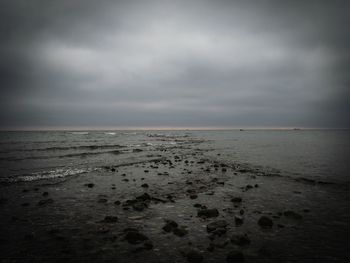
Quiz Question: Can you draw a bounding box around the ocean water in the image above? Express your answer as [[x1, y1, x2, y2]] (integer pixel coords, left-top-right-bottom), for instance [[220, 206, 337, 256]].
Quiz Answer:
[[0, 130, 349, 184]]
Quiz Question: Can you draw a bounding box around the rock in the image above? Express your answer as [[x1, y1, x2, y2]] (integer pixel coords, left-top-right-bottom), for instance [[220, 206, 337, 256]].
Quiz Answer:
[[85, 183, 94, 188], [136, 193, 151, 201], [198, 208, 219, 218], [132, 202, 147, 211], [206, 220, 228, 232], [42, 192, 49, 197], [226, 250, 245, 263], [37, 199, 53, 206], [144, 170, 149, 173], [245, 185, 253, 190], [211, 237, 229, 248], [21, 203, 30, 207], [114, 200, 121, 205], [193, 203, 202, 208], [101, 216, 118, 223], [98, 198, 108, 203], [141, 183, 149, 188], [258, 216, 273, 228], [235, 216, 244, 226], [190, 194, 198, 199], [186, 249, 203, 263], [124, 229, 149, 244], [133, 149, 143, 152], [231, 197, 242, 203], [283, 211, 303, 220], [231, 234, 250, 246], [111, 168, 116, 172], [173, 227, 188, 237], [162, 220, 178, 232]]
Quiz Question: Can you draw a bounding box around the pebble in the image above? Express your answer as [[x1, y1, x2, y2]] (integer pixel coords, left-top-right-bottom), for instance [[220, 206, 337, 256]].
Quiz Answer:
[[258, 216, 273, 228], [198, 208, 219, 218]]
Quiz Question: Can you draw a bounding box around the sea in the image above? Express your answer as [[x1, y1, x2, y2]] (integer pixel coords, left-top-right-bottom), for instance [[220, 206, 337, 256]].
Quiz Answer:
[[0, 129, 349, 184]]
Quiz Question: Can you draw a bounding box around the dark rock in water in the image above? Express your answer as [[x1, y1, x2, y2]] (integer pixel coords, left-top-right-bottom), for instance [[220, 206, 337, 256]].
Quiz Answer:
[[133, 149, 143, 153], [101, 216, 118, 223], [162, 220, 178, 232], [136, 193, 151, 201], [42, 192, 49, 197], [245, 185, 253, 190], [207, 220, 228, 232], [85, 183, 94, 188], [198, 208, 219, 218], [37, 199, 54, 206], [132, 202, 148, 211], [186, 249, 203, 263], [190, 194, 198, 199], [173, 227, 188, 237], [141, 183, 149, 188], [111, 168, 116, 172], [114, 200, 121, 205], [227, 250, 245, 263], [124, 229, 149, 244], [231, 197, 242, 203], [231, 234, 250, 246], [21, 202, 30, 207], [193, 203, 203, 208], [212, 227, 227, 236], [222, 168, 227, 172], [211, 237, 229, 248], [258, 216, 273, 228], [98, 198, 108, 203], [144, 170, 149, 173], [283, 211, 303, 220], [235, 216, 244, 226]]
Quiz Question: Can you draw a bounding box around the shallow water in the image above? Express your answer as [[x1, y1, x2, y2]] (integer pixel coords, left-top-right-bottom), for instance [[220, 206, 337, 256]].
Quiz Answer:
[[0, 130, 349, 262], [1, 130, 349, 183]]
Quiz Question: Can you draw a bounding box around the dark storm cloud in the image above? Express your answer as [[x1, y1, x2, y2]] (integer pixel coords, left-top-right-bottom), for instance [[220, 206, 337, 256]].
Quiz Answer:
[[0, 0, 349, 129]]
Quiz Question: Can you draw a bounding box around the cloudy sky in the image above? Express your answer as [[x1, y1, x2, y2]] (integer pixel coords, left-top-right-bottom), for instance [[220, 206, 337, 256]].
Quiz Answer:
[[0, 0, 349, 129]]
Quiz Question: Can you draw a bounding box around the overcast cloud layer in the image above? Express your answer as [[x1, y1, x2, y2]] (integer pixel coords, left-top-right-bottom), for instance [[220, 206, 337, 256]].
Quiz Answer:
[[0, 0, 349, 129]]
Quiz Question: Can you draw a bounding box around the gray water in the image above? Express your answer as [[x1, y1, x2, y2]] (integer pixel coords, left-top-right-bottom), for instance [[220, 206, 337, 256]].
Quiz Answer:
[[0, 130, 349, 184]]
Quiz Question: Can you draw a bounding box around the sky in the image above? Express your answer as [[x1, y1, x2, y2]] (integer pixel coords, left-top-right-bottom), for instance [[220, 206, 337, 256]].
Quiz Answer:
[[0, 0, 349, 129]]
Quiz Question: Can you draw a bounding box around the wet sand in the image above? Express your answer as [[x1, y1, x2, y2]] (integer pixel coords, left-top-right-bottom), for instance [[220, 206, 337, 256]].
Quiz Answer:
[[1, 136, 349, 263]]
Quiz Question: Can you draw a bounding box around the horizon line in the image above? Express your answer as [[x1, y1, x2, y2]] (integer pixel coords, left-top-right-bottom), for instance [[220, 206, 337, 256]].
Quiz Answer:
[[0, 126, 349, 132]]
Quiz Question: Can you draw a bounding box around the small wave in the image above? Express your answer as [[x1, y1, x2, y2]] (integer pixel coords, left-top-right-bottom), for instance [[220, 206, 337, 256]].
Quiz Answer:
[[0, 167, 100, 183], [105, 132, 116, 135], [0, 144, 126, 154], [70, 132, 89, 135], [0, 149, 124, 162]]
